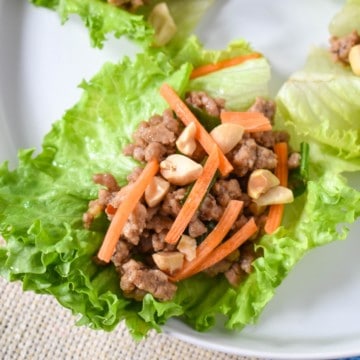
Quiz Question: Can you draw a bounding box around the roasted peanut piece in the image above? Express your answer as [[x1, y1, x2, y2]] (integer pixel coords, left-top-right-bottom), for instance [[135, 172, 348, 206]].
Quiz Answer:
[[248, 169, 280, 199], [349, 44, 360, 76], [160, 154, 203, 186], [145, 176, 170, 207], [148, 2, 177, 47], [177, 235, 197, 261], [255, 185, 294, 206], [152, 251, 184, 274], [210, 123, 244, 154], [176, 122, 197, 156]]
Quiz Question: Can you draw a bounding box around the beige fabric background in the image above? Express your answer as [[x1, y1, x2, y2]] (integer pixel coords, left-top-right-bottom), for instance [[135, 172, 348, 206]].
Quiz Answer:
[[0, 277, 257, 360]]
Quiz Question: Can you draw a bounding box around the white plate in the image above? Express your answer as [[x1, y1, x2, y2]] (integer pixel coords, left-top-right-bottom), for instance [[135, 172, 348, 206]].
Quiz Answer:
[[0, 1, 359, 359]]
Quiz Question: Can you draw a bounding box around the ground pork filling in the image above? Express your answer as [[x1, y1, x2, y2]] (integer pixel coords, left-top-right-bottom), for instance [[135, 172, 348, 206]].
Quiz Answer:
[[84, 91, 300, 302], [330, 30, 360, 64]]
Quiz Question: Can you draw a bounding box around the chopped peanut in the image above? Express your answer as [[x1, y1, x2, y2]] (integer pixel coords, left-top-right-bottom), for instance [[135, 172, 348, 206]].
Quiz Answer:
[[145, 176, 170, 207], [152, 251, 184, 274], [255, 185, 294, 206], [176, 122, 197, 156], [148, 2, 177, 46], [247, 169, 280, 199], [210, 123, 244, 154], [349, 44, 360, 76], [177, 235, 197, 261], [160, 154, 203, 186]]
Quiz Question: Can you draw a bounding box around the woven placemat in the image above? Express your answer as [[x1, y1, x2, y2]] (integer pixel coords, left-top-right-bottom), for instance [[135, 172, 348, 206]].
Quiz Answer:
[[0, 277, 257, 360]]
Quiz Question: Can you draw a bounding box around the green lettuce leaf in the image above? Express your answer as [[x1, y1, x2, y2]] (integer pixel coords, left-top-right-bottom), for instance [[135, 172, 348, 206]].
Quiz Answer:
[[276, 47, 360, 170], [0, 42, 274, 337], [30, 0, 153, 47], [188, 57, 270, 111], [170, 37, 270, 110], [29, 0, 214, 49], [0, 52, 192, 339], [329, 0, 360, 36]]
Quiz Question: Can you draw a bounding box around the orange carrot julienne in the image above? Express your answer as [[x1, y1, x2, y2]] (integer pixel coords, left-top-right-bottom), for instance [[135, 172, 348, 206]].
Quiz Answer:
[[160, 83, 233, 176], [274, 142, 289, 186], [197, 200, 243, 257], [197, 217, 258, 273], [264, 142, 289, 234], [190, 53, 262, 79], [97, 159, 159, 263], [164, 146, 220, 245], [220, 111, 272, 132], [171, 200, 244, 282], [172, 217, 258, 281], [264, 204, 285, 235]]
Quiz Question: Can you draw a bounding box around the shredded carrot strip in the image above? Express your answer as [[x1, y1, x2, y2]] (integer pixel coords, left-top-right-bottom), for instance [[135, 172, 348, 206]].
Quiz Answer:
[[274, 142, 289, 185], [97, 160, 159, 263], [264, 204, 284, 235], [164, 146, 220, 245], [172, 218, 258, 280], [172, 200, 243, 282], [220, 111, 272, 132], [264, 142, 289, 234], [197, 217, 258, 273], [190, 53, 262, 79], [160, 83, 233, 176]]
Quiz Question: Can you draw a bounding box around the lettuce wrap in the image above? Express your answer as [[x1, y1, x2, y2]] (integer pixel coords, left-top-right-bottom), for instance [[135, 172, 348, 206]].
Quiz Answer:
[[1, 33, 360, 339], [276, 0, 360, 172], [29, 0, 214, 48]]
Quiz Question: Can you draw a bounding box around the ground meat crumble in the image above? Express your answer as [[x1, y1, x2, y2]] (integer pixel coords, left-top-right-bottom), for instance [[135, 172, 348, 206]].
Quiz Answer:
[[330, 30, 360, 64], [84, 91, 301, 301]]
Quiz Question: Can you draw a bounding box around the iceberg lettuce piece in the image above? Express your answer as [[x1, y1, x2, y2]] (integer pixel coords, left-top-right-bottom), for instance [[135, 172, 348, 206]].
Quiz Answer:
[[329, 0, 360, 36], [276, 47, 360, 169], [171, 37, 270, 110], [188, 56, 270, 111]]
